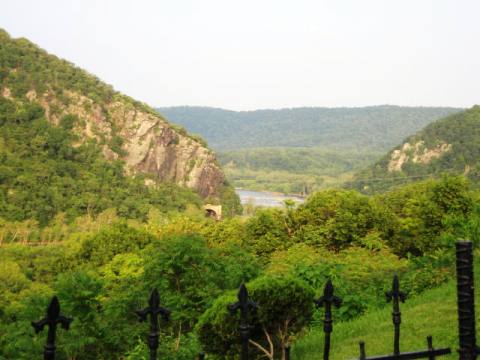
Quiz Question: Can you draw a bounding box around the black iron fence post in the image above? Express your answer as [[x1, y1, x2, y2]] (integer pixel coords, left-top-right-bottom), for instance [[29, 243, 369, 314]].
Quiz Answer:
[[359, 341, 366, 360], [31, 296, 72, 360], [315, 280, 342, 360], [386, 274, 406, 356], [228, 283, 257, 360], [427, 336, 435, 360], [135, 289, 171, 360], [456, 240, 478, 360], [357, 275, 450, 360]]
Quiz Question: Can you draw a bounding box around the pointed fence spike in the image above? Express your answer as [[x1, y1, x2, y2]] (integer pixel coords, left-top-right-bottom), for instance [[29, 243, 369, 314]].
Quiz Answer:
[[47, 296, 60, 319], [238, 282, 248, 303], [393, 275, 399, 293], [325, 280, 334, 297], [150, 289, 160, 308]]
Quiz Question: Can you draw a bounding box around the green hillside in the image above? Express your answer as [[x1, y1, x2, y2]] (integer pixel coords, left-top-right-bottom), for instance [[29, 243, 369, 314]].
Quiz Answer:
[[350, 106, 480, 194], [0, 29, 148, 114], [158, 106, 461, 192], [0, 97, 201, 226], [0, 29, 245, 225], [157, 106, 461, 151], [220, 147, 382, 193], [0, 29, 229, 203], [293, 270, 469, 359]]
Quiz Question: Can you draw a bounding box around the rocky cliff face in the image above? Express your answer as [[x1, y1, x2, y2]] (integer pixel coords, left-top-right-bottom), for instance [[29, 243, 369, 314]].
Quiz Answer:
[[387, 141, 452, 172], [21, 89, 225, 197], [0, 30, 225, 198]]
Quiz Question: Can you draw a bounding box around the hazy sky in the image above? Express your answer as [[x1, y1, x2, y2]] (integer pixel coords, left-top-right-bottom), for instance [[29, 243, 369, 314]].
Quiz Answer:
[[1, 0, 479, 110]]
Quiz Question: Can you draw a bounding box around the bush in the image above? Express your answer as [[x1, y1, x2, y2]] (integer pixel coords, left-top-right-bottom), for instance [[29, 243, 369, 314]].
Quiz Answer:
[[197, 275, 314, 359]]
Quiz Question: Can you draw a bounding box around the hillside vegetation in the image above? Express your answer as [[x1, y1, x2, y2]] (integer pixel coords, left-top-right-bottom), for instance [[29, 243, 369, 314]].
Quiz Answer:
[[158, 106, 461, 192], [0, 29, 227, 199], [0, 97, 202, 226], [220, 147, 382, 193], [158, 106, 461, 151], [350, 106, 480, 194]]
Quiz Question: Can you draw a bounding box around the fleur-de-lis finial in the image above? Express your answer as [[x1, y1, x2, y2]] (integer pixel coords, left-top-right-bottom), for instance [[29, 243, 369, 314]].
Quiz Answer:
[[316, 280, 343, 309], [32, 296, 72, 360], [386, 275, 407, 304], [135, 289, 170, 360]]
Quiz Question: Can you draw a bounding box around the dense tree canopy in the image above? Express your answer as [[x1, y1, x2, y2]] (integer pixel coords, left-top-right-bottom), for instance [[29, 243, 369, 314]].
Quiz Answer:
[[158, 106, 461, 151], [0, 97, 202, 226], [0, 175, 475, 359]]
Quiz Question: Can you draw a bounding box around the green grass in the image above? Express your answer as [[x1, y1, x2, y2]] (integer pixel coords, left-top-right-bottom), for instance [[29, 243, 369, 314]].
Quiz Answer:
[[292, 275, 467, 360]]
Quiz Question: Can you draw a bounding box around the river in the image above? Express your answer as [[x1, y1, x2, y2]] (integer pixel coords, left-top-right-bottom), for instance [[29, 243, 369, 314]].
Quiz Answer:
[[235, 189, 305, 208]]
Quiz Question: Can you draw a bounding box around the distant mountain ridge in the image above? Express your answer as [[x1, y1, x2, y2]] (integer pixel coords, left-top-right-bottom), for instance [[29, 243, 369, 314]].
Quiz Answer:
[[157, 105, 462, 151], [349, 105, 480, 193]]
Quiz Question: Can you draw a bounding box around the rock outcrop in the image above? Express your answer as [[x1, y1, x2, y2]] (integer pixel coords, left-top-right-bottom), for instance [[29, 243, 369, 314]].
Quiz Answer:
[[388, 141, 452, 172], [349, 105, 480, 194], [2, 86, 225, 197]]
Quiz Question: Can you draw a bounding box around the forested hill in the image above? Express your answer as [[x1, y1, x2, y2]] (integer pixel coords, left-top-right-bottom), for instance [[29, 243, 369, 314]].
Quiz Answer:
[[349, 105, 480, 193], [0, 29, 226, 199], [157, 106, 462, 151]]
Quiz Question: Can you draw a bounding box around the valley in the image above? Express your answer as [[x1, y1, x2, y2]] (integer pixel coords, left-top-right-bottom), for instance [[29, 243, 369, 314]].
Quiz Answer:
[[0, 2, 479, 358], [158, 106, 462, 194]]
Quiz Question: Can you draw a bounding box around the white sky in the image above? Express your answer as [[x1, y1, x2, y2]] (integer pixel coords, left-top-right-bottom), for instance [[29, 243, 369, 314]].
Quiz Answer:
[[1, 0, 479, 110]]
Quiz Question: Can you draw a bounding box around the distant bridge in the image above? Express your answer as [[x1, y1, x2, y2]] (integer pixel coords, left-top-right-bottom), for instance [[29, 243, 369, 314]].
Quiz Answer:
[[204, 204, 222, 220]]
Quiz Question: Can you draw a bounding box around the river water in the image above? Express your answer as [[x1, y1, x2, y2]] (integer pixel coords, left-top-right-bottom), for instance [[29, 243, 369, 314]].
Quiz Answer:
[[235, 189, 305, 208]]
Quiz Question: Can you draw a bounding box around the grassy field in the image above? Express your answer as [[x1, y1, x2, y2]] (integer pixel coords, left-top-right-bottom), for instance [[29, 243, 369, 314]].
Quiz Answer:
[[292, 273, 469, 360]]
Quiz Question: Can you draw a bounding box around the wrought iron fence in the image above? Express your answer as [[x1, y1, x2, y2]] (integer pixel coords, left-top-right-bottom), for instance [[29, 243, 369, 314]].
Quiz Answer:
[[29, 240, 479, 359]]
